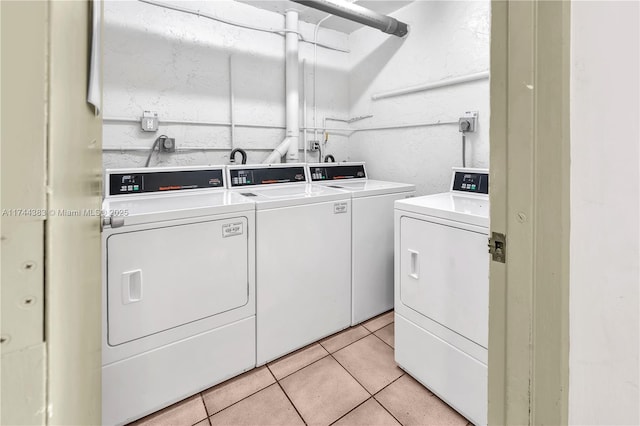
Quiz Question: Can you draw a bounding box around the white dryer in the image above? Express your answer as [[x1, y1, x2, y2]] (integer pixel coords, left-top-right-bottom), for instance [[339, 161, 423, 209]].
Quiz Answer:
[[307, 162, 415, 325], [102, 166, 256, 425], [226, 163, 352, 365], [394, 168, 490, 426]]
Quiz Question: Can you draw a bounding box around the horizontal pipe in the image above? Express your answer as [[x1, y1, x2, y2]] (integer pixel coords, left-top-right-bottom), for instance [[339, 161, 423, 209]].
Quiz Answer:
[[138, 0, 349, 53], [292, 0, 408, 37], [371, 71, 490, 100], [103, 116, 352, 132], [351, 120, 458, 132], [102, 118, 457, 152], [103, 116, 287, 129], [103, 117, 457, 132], [102, 146, 304, 152]]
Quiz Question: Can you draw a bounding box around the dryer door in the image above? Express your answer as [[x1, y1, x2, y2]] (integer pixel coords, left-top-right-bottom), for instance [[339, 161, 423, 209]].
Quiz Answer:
[[106, 217, 249, 346], [399, 216, 489, 347]]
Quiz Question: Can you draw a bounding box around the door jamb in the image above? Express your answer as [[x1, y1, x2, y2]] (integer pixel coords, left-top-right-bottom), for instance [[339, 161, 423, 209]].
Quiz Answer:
[[488, 1, 571, 424]]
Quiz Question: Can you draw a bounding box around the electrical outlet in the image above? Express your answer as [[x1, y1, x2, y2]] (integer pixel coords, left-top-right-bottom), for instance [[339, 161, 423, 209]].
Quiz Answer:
[[458, 111, 478, 133], [141, 111, 159, 132], [160, 137, 176, 153], [309, 141, 320, 152]]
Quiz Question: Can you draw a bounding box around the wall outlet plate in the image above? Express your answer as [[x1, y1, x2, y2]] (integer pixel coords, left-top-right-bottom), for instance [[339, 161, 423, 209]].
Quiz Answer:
[[459, 111, 478, 133], [141, 111, 159, 132], [160, 137, 176, 153]]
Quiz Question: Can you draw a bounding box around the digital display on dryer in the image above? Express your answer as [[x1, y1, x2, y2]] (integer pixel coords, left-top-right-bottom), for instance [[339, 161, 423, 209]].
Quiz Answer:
[[109, 169, 224, 195], [309, 164, 366, 181], [452, 172, 489, 194]]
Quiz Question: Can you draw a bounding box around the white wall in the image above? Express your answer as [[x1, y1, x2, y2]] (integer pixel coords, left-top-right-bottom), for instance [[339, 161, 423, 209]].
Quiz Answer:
[[103, 0, 491, 186], [569, 2, 639, 424], [102, 0, 350, 168], [347, 1, 490, 195]]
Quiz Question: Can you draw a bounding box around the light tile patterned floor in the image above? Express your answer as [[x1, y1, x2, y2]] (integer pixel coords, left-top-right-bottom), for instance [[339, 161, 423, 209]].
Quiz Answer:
[[131, 311, 473, 426]]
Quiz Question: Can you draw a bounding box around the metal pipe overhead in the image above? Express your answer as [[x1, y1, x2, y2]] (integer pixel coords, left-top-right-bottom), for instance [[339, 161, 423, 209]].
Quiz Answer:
[[291, 0, 409, 38]]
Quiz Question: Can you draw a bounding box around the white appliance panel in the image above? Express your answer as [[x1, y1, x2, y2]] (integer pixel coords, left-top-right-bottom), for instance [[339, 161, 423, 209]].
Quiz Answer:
[[103, 317, 255, 426], [396, 315, 486, 426], [256, 200, 351, 364], [107, 217, 249, 346], [351, 193, 407, 324], [399, 216, 489, 348]]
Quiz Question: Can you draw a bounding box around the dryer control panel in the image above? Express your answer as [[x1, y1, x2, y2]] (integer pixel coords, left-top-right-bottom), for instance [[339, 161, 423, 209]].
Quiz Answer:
[[228, 166, 306, 187], [107, 168, 224, 196], [309, 163, 367, 181], [451, 170, 489, 195]]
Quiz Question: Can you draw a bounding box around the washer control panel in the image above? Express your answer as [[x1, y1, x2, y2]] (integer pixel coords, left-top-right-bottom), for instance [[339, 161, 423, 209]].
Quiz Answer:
[[108, 168, 224, 196], [309, 164, 366, 181], [228, 166, 306, 187], [452, 170, 489, 194]]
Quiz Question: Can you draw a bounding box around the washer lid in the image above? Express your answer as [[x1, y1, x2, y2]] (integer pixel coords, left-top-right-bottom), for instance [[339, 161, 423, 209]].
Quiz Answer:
[[395, 192, 489, 228], [236, 184, 350, 209], [102, 190, 254, 227], [317, 179, 415, 198]]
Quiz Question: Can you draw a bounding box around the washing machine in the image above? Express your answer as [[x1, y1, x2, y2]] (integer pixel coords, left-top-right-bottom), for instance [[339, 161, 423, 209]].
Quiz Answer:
[[101, 166, 256, 425], [307, 162, 415, 325], [394, 167, 490, 426], [226, 163, 351, 365]]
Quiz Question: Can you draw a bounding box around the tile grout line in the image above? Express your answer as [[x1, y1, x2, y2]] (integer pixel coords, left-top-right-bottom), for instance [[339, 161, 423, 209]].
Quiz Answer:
[[270, 351, 331, 381], [273, 372, 308, 426], [197, 392, 212, 426], [204, 368, 277, 419], [329, 351, 373, 397], [371, 374, 407, 426], [320, 328, 374, 355], [327, 397, 372, 426], [328, 320, 396, 396], [325, 321, 401, 426], [371, 328, 395, 350]]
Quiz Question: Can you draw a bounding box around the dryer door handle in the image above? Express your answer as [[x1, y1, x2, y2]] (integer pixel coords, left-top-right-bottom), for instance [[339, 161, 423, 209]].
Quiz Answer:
[[408, 249, 419, 280], [122, 269, 143, 304]]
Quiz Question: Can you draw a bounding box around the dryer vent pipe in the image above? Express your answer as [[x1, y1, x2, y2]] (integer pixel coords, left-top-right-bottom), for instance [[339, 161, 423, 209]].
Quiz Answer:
[[291, 0, 409, 38]]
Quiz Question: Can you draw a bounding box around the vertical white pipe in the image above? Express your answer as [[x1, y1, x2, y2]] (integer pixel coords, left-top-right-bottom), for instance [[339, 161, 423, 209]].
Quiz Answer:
[[302, 59, 308, 163], [285, 10, 300, 161], [313, 15, 330, 161], [229, 55, 235, 149]]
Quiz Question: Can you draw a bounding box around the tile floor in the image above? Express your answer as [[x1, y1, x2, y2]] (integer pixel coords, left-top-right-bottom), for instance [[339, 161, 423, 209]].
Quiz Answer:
[[131, 311, 472, 426]]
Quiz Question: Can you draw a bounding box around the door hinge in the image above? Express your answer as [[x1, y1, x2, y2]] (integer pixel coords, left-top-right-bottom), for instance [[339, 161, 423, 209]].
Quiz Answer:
[[488, 232, 506, 263]]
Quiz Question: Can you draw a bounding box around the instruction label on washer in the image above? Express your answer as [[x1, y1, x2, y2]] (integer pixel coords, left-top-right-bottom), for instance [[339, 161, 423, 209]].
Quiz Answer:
[[333, 202, 348, 214], [222, 222, 243, 238]]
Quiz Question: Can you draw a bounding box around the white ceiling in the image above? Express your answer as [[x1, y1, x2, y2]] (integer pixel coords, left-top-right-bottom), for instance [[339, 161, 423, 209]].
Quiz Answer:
[[235, 0, 413, 34]]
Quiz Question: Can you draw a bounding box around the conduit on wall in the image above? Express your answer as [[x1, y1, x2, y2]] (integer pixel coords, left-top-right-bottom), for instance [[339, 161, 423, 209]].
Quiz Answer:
[[264, 10, 300, 163], [137, 0, 349, 52], [371, 71, 490, 100], [285, 10, 300, 162], [291, 0, 409, 38]]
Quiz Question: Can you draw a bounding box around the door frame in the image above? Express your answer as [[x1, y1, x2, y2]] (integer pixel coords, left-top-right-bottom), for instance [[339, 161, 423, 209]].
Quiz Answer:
[[0, 1, 103, 424], [488, 1, 571, 424]]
